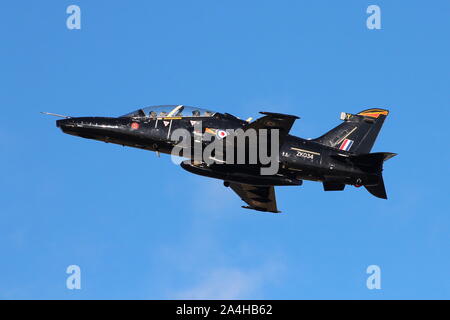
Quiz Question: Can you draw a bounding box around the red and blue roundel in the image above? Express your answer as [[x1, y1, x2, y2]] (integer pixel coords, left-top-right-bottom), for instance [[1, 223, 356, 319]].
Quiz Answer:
[[131, 122, 140, 130], [216, 130, 228, 139]]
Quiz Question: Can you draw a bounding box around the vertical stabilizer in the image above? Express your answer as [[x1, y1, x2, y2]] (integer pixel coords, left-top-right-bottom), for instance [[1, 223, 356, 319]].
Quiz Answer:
[[313, 108, 389, 154]]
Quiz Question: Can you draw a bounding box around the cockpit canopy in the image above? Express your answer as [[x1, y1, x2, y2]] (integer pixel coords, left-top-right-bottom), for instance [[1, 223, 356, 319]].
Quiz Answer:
[[121, 105, 217, 119]]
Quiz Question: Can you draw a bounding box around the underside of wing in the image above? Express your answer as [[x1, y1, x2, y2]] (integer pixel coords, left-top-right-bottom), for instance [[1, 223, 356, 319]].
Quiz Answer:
[[229, 183, 280, 213]]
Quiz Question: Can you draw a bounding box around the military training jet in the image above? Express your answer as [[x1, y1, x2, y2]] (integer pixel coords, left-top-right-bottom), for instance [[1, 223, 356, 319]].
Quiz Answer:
[[46, 105, 396, 213]]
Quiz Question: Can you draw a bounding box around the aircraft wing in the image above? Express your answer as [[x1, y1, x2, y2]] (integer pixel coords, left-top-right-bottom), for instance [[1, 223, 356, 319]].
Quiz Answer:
[[244, 112, 299, 144], [229, 183, 280, 213]]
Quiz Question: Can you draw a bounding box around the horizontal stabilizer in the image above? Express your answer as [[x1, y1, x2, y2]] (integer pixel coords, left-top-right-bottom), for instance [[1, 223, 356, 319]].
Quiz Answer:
[[351, 152, 397, 163], [330, 152, 396, 199], [353, 152, 395, 198], [365, 176, 387, 199], [350, 152, 397, 172]]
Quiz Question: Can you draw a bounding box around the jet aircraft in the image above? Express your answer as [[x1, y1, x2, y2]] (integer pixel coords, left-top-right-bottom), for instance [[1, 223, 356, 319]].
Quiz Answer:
[[47, 105, 396, 213]]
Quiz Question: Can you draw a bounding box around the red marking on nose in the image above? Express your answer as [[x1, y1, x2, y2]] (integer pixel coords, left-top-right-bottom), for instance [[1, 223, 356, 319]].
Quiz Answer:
[[131, 122, 140, 130]]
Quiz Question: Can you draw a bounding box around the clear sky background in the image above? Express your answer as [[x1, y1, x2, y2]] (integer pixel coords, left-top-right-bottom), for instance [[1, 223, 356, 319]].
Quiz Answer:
[[1, 0, 449, 299]]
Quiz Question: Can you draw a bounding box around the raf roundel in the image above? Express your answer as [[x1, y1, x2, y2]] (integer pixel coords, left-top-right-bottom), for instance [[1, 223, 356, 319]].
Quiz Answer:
[[216, 130, 228, 139], [131, 122, 140, 130]]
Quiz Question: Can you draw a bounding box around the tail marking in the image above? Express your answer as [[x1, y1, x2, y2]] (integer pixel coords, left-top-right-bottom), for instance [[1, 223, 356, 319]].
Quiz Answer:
[[357, 108, 389, 118], [339, 139, 354, 151]]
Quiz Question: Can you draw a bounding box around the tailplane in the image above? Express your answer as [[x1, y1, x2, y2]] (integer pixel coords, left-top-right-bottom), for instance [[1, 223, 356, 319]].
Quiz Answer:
[[349, 152, 397, 199], [313, 108, 389, 154], [365, 176, 387, 199]]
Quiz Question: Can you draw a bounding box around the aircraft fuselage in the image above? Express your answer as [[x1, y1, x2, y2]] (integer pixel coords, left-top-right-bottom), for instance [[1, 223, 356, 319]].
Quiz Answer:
[[57, 114, 373, 187], [53, 105, 395, 212]]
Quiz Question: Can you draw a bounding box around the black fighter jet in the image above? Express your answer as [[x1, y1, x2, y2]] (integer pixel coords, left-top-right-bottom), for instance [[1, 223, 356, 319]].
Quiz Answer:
[[47, 105, 396, 213]]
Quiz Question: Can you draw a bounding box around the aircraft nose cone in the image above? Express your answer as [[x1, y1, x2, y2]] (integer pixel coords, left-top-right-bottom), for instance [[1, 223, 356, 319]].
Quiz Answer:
[[56, 117, 96, 129], [56, 117, 122, 140], [56, 118, 87, 135], [56, 117, 117, 129], [56, 118, 72, 128]]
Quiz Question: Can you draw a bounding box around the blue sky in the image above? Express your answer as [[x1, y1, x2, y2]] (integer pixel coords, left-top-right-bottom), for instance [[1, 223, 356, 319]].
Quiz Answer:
[[1, 0, 449, 299]]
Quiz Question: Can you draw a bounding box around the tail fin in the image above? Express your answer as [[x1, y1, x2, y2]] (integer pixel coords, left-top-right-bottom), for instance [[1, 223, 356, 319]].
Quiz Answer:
[[349, 152, 397, 199], [313, 108, 389, 154]]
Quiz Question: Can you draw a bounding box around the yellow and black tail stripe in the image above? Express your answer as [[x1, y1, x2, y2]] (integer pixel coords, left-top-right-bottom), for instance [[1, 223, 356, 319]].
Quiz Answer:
[[357, 108, 389, 118]]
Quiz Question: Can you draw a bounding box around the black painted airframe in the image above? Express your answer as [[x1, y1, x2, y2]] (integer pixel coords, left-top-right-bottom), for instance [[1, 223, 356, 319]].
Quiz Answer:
[[48, 105, 396, 213]]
